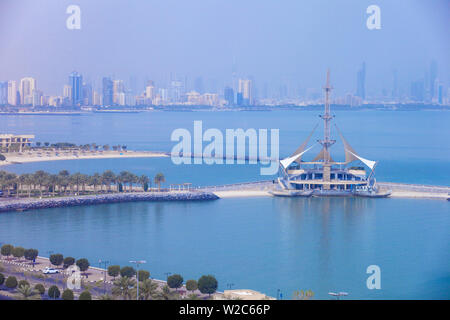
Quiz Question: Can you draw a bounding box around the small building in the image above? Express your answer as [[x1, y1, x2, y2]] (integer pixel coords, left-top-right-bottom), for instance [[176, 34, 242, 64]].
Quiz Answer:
[[0, 134, 35, 152]]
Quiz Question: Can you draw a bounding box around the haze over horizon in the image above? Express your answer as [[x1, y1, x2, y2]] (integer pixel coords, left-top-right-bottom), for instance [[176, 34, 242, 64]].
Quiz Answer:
[[0, 0, 448, 97]]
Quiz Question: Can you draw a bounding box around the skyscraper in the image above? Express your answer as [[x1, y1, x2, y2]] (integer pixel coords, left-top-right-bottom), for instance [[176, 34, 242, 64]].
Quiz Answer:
[[411, 80, 424, 101], [113, 80, 125, 105], [7, 80, 17, 106], [19, 77, 36, 105], [238, 79, 253, 105], [102, 77, 113, 106], [0, 81, 7, 105], [82, 83, 93, 105], [356, 62, 366, 100], [429, 60, 437, 100], [69, 71, 83, 106], [224, 86, 234, 106], [194, 77, 204, 94]]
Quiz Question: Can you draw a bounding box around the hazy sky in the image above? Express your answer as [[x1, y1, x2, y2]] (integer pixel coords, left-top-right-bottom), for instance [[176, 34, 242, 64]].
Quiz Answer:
[[0, 0, 448, 97]]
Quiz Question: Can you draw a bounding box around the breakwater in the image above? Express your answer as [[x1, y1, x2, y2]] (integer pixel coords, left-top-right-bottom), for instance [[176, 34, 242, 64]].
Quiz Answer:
[[0, 192, 219, 213]]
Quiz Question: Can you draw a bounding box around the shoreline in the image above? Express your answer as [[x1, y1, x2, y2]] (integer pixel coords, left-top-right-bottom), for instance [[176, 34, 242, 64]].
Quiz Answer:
[[0, 150, 169, 166]]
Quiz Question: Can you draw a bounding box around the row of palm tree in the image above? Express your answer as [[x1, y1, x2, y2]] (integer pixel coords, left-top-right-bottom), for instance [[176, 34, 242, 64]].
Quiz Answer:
[[0, 170, 166, 198]]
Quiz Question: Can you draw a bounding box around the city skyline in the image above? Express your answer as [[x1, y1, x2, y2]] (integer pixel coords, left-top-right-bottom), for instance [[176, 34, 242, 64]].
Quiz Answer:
[[0, 0, 448, 98], [1, 58, 448, 108]]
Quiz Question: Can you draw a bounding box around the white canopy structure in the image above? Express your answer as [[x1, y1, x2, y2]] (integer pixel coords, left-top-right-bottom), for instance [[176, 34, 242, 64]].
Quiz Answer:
[[347, 150, 377, 171], [280, 144, 316, 169]]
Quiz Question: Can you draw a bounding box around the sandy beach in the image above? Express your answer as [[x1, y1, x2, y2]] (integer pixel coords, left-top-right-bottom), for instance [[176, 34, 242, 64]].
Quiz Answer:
[[0, 150, 169, 166]]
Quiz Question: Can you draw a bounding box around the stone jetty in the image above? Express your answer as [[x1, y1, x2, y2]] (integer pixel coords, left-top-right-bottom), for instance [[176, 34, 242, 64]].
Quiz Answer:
[[0, 191, 219, 213]]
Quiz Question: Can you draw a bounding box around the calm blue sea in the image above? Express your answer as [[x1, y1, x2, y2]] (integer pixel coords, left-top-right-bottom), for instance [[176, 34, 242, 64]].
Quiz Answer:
[[0, 110, 449, 299]]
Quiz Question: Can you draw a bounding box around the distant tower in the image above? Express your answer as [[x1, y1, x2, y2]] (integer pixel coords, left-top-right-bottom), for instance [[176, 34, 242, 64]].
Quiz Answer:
[[102, 77, 113, 106], [429, 60, 437, 100], [69, 71, 83, 106], [224, 86, 234, 106], [7, 80, 17, 106], [391, 69, 398, 100], [19, 77, 37, 105], [0, 81, 8, 105], [356, 62, 366, 100], [194, 77, 204, 94], [238, 79, 253, 105]]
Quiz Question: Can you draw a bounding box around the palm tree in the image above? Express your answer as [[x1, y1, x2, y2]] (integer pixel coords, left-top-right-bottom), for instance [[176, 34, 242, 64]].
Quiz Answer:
[[138, 175, 150, 191], [58, 170, 70, 195], [48, 174, 60, 196], [118, 171, 130, 192], [102, 170, 116, 192], [154, 173, 165, 191], [111, 277, 136, 300], [79, 174, 89, 193], [138, 279, 159, 300], [89, 173, 102, 193], [16, 285, 41, 300], [154, 285, 180, 300], [70, 172, 83, 193], [33, 170, 48, 197], [21, 173, 34, 197], [17, 174, 28, 197], [128, 173, 138, 192]]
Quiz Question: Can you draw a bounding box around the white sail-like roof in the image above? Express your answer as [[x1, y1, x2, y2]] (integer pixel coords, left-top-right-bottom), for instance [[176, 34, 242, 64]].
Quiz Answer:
[[280, 145, 315, 169], [347, 150, 377, 170]]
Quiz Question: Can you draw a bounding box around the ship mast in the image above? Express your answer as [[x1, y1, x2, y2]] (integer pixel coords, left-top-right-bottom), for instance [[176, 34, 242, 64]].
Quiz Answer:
[[319, 69, 335, 163]]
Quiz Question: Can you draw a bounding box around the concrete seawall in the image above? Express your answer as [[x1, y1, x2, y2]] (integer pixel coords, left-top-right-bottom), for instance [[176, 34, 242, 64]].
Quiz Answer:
[[0, 192, 219, 213]]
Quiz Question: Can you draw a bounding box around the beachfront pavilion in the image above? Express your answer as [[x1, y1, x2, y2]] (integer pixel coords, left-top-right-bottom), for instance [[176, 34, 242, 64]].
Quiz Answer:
[[0, 134, 35, 152]]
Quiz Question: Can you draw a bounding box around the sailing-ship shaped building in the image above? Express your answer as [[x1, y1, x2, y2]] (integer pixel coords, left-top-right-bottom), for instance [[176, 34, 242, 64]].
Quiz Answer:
[[275, 71, 389, 197]]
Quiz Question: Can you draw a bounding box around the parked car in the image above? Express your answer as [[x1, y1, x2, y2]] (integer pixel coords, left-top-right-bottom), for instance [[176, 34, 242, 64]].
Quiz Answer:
[[43, 267, 59, 274]]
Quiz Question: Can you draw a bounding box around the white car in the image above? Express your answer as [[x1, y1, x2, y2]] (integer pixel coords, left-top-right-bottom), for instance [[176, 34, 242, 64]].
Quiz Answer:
[[43, 267, 59, 274]]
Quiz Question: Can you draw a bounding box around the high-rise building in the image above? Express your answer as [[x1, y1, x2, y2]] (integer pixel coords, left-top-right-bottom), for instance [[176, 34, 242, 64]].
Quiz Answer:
[[194, 77, 204, 94], [82, 83, 93, 105], [113, 80, 125, 105], [0, 81, 8, 105], [102, 77, 114, 106], [69, 71, 83, 106], [32, 90, 42, 107], [411, 80, 424, 101], [7, 80, 17, 106], [145, 84, 155, 101], [93, 91, 102, 106], [429, 60, 437, 100], [224, 87, 234, 106], [391, 69, 398, 100], [356, 62, 366, 100], [63, 85, 72, 99], [238, 79, 253, 105], [169, 80, 184, 103], [236, 92, 244, 106], [437, 82, 444, 104], [19, 77, 36, 105]]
